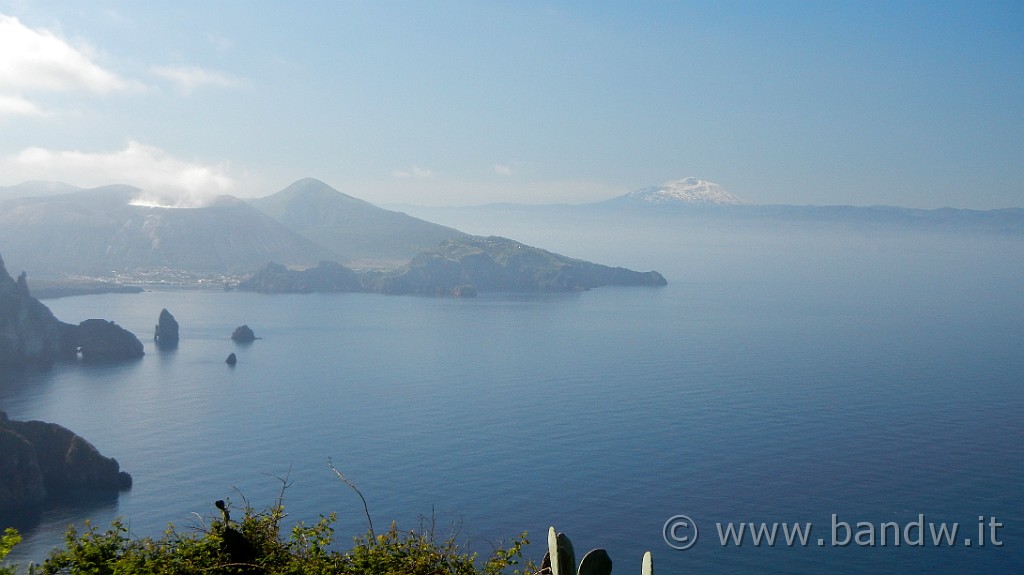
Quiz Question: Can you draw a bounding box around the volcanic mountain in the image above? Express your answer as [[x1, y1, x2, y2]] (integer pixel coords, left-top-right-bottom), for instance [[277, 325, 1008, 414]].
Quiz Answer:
[[0, 179, 468, 278], [247, 178, 467, 267], [607, 177, 742, 206], [0, 185, 336, 277]]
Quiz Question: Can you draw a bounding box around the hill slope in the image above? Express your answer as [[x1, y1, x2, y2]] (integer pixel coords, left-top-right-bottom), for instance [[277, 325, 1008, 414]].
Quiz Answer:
[[0, 181, 83, 205], [248, 178, 467, 267]]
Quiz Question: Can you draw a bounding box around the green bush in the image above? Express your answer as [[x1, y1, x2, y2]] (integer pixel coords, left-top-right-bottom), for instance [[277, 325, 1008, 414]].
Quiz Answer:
[[3, 466, 533, 575], [1, 528, 21, 575], [17, 501, 528, 575]]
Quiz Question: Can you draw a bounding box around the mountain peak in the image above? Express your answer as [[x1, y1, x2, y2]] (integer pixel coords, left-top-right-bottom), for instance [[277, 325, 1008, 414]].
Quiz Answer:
[[279, 177, 343, 196], [623, 178, 742, 205], [283, 177, 332, 191], [270, 177, 378, 207], [249, 179, 467, 267]]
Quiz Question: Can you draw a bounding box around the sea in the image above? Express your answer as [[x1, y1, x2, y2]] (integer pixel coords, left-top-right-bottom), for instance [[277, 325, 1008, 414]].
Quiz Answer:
[[1, 213, 1022, 573]]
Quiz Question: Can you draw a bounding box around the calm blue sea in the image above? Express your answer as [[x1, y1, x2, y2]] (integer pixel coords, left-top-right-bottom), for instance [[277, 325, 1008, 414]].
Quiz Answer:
[[1, 219, 1022, 573]]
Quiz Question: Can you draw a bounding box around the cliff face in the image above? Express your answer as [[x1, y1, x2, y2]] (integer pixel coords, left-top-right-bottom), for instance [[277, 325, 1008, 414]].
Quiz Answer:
[[0, 424, 48, 506], [0, 411, 132, 510], [0, 253, 75, 366], [0, 252, 145, 365]]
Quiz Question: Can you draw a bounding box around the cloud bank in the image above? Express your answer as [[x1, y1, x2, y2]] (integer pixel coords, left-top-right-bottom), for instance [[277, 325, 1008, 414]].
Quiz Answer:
[[0, 13, 137, 116], [0, 141, 236, 207]]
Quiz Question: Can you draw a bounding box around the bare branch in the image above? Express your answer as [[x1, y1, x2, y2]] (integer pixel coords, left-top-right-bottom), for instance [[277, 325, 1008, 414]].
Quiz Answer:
[[327, 457, 374, 537]]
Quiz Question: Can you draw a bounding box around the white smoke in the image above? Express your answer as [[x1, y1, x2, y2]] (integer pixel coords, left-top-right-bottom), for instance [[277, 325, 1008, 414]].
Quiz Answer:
[[1, 141, 236, 207]]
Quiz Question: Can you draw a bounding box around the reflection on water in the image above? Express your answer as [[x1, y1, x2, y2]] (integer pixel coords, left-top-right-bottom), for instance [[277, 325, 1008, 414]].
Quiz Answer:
[[1, 492, 119, 566], [1, 491, 120, 536]]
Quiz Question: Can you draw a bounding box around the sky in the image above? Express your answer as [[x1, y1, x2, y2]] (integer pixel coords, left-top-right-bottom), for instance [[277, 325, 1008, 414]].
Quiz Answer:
[[0, 1, 1021, 208]]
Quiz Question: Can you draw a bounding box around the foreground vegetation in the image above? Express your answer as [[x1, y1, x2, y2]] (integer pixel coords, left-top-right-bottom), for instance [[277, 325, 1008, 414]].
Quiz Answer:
[[1, 465, 652, 575], [1, 500, 530, 575], [1, 466, 532, 575]]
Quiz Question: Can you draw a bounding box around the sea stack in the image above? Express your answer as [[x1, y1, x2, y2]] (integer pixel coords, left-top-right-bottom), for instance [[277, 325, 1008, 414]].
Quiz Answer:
[[226, 353, 237, 365], [154, 308, 180, 349], [231, 325, 256, 343]]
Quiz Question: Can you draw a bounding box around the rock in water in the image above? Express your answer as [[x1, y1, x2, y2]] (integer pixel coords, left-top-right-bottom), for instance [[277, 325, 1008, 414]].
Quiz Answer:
[[231, 325, 256, 343], [0, 410, 132, 510], [154, 308, 180, 349], [74, 319, 145, 361], [226, 352, 237, 365]]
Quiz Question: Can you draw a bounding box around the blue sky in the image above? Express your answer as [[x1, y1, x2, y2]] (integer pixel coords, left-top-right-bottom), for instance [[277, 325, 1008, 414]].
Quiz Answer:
[[0, 1, 1021, 208]]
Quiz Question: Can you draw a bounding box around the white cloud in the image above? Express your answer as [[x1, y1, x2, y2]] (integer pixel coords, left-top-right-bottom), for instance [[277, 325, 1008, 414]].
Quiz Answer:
[[150, 65, 241, 95], [0, 13, 136, 116], [0, 94, 47, 117], [0, 141, 236, 208], [494, 164, 513, 177], [392, 165, 436, 179]]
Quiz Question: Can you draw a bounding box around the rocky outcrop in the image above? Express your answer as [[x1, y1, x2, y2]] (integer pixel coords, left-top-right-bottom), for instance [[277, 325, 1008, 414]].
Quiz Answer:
[[1, 251, 146, 365], [226, 352, 237, 365], [70, 319, 145, 361], [154, 308, 180, 349], [0, 411, 132, 510], [231, 325, 256, 343], [0, 253, 76, 366]]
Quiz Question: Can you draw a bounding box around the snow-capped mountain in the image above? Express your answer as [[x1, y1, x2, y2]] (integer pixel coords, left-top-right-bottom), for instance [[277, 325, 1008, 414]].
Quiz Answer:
[[619, 177, 742, 205]]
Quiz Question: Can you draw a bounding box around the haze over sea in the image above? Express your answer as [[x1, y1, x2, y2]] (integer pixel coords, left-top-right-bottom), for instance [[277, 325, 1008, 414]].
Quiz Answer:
[[2, 215, 1022, 573]]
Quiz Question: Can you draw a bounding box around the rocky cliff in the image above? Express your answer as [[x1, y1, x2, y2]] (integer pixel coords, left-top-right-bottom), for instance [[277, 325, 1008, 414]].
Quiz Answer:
[[0, 411, 132, 510], [0, 253, 75, 366], [0, 251, 145, 366]]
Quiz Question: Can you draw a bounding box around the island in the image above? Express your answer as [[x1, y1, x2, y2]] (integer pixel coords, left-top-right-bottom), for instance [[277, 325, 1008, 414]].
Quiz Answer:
[[238, 236, 667, 295]]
